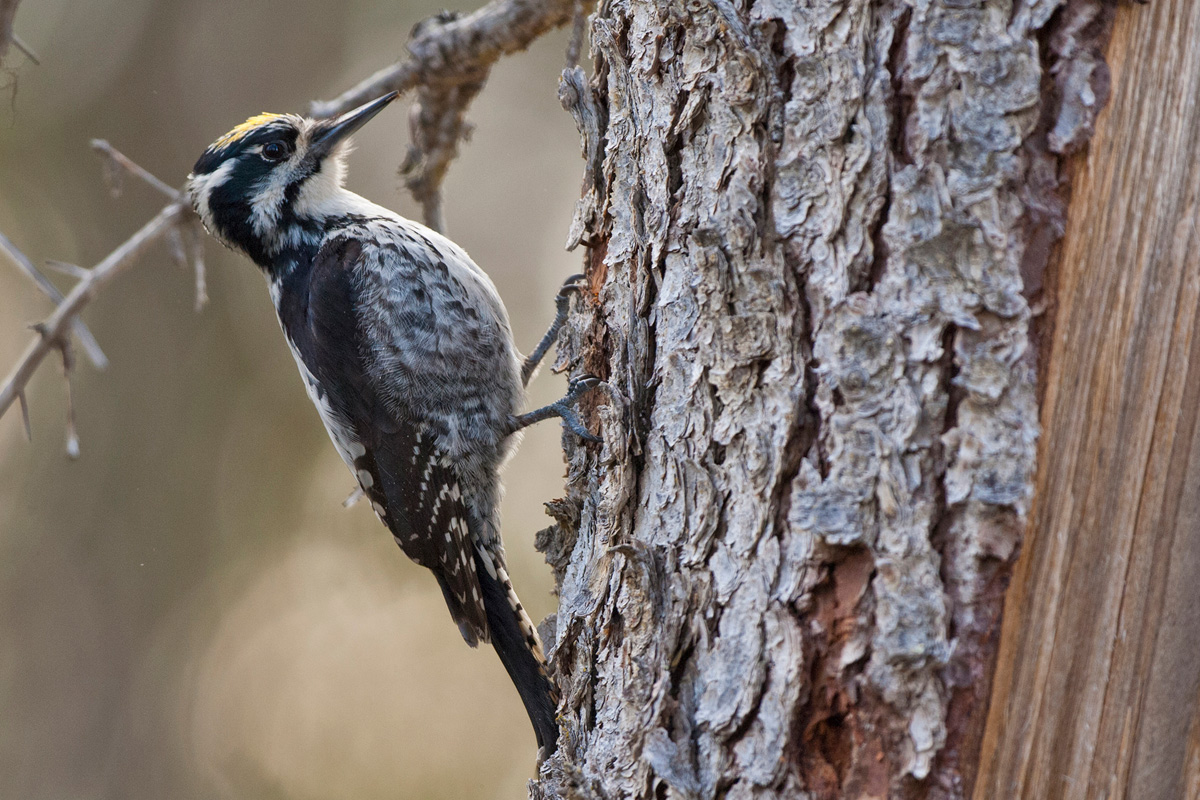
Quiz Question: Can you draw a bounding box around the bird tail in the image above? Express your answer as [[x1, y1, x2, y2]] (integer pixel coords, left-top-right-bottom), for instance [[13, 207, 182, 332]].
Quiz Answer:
[[433, 572, 485, 648], [472, 543, 561, 754]]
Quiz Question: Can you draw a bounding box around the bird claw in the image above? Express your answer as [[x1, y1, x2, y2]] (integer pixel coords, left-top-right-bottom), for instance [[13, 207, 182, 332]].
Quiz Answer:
[[560, 375, 603, 443], [557, 403, 603, 443], [555, 273, 588, 303], [565, 373, 602, 402], [509, 374, 604, 442], [522, 274, 591, 387]]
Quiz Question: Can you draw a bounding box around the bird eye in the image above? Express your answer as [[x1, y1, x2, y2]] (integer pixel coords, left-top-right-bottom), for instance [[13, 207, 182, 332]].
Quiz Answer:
[[262, 141, 289, 161]]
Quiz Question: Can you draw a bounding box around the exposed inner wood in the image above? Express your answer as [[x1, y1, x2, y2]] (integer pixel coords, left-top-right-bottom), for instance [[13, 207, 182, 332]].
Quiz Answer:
[[977, 1, 1200, 798]]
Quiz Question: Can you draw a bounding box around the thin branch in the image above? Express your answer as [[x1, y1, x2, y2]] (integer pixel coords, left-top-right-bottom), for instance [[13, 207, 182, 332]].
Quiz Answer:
[[166, 217, 209, 310], [166, 225, 187, 268], [90, 139, 181, 200], [0, 138, 186, 375], [44, 260, 92, 280], [0, 231, 108, 368], [0, 202, 190, 422], [58, 337, 78, 458], [401, 78, 486, 232], [313, 0, 576, 230], [15, 388, 29, 440], [187, 218, 207, 311], [10, 33, 35, 65], [87, 139, 205, 311], [0, 0, 19, 64], [565, 0, 589, 68], [0, 140, 193, 446]]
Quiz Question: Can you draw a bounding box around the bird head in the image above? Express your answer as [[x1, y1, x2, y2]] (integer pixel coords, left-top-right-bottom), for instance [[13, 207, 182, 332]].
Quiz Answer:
[[187, 91, 399, 268]]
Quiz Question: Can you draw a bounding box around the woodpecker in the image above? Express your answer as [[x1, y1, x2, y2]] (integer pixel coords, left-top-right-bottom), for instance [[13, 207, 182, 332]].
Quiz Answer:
[[187, 91, 597, 755]]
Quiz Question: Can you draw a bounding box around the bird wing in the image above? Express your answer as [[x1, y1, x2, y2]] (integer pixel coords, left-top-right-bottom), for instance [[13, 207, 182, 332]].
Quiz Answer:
[[285, 233, 490, 645], [351, 223, 523, 467]]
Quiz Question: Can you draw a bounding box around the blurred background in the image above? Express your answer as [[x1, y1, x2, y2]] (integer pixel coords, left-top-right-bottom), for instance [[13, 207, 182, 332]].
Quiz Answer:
[[0, 1, 584, 798]]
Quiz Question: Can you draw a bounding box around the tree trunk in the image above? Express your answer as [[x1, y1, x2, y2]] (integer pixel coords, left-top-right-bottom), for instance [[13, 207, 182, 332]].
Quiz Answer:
[[533, 0, 1116, 798]]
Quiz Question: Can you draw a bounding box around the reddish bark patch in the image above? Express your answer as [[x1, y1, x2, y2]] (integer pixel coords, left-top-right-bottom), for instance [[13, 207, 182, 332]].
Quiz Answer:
[[797, 547, 878, 794]]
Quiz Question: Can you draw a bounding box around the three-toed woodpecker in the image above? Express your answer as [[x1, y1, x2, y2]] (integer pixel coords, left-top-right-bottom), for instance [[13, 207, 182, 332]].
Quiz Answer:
[[187, 91, 596, 754]]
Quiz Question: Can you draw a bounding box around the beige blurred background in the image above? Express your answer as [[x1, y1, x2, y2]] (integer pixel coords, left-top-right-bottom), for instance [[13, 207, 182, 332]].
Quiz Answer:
[[0, 1, 585, 798]]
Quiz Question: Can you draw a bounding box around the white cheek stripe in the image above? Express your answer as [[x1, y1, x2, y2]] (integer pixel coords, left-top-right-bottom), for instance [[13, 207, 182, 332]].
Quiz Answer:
[[250, 162, 295, 239], [187, 159, 237, 233]]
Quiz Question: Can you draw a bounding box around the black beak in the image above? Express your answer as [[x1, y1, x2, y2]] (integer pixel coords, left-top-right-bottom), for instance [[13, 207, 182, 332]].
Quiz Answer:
[[310, 91, 400, 159]]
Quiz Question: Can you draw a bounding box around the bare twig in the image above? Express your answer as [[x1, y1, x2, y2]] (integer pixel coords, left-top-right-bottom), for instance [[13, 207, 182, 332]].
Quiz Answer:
[[166, 225, 187, 268], [57, 337, 78, 458], [0, 232, 107, 368], [1, 140, 195, 450], [90, 139, 180, 200], [186, 218, 207, 311], [0, 0, 19, 64], [15, 388, 29, 440], [0, 202, 190, 423], [44, 260, 91, 280], [0, 138, 188, 380], [401, 79, 486, 232], [395, 12, 488, 232], [10, 33, 35, 65], [166, 217, 209, 310], [565, 0, 589, 68], [89, 140, 204, 311]]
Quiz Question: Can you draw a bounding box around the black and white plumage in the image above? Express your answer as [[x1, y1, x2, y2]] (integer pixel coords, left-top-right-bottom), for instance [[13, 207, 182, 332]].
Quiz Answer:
[[186, 93, 573, 753]]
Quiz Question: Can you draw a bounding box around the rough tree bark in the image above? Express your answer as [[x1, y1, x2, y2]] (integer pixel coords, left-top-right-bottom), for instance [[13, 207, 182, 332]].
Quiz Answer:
[[533, 0, 1117, 798]]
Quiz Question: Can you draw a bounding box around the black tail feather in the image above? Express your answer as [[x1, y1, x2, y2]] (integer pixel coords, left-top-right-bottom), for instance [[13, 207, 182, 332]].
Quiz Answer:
[[473, 548, 560, 753]]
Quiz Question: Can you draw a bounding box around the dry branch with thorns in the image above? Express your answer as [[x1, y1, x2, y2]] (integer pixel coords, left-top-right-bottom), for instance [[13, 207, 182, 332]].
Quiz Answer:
[[0, 192, 194, 456]]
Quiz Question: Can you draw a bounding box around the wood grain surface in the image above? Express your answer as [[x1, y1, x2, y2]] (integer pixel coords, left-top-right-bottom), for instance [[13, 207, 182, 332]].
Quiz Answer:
[[976, 1, 1200, 798]]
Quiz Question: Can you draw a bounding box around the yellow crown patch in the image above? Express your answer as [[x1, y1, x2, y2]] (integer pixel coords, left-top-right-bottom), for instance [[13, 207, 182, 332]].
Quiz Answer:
[[212, 113, 288, 149]]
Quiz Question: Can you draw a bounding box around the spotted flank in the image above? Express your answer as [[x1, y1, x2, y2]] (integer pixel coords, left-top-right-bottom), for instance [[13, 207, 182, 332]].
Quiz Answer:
[[212, 113, 290, 149]]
